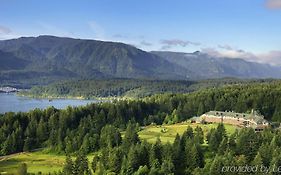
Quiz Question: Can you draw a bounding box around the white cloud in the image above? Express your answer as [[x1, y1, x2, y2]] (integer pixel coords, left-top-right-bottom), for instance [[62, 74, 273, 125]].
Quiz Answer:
[[258, 50, 281, 65], [218, 44, 235, 51], [160, 39, 200, 50], [212, 44, 257, 60], [202, 46, 281, 66], [140, 40, 152, 46]]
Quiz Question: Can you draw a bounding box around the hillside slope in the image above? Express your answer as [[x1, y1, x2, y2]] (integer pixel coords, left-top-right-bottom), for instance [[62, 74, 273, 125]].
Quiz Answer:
[[152, 51, 281, 79], [0, 36, 189, 85], [1, 36, 281, 86]]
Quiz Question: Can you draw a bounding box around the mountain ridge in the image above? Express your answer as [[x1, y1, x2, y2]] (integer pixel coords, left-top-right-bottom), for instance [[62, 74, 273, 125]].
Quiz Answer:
[[0, 35, 280, 86], [152, 51, 281, 79], [0, 35, 190, 85]]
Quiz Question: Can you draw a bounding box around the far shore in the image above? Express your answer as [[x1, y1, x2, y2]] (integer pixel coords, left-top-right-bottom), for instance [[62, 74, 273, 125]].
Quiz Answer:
[[16, 92, 136, 101]]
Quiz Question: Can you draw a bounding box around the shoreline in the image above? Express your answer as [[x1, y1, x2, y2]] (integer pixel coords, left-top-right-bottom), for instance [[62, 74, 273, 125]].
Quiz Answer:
[[16, 93, 136, 101]]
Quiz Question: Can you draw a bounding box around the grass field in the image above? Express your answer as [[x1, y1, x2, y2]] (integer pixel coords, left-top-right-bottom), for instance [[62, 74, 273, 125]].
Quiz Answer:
[[0, 151, 96, 175], [0, 123, 238, 174], [138, 122, 238, 143], [0, 151, 65, 174]]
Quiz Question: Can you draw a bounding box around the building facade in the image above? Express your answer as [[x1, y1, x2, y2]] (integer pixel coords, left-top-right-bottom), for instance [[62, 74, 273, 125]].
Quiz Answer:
[[200, 110, 269, 131]]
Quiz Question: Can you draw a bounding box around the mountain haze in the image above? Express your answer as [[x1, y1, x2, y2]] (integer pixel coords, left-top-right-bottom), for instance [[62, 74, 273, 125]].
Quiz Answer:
[[152, 51, 281, 79]]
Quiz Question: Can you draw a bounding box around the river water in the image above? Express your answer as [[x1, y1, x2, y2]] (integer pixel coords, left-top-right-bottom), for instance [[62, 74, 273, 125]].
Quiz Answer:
[[0, 93, 97, 114]]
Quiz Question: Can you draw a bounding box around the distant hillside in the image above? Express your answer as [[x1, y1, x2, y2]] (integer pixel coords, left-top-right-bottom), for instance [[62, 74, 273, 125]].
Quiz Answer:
[[0, 35, 281, 86], [152, 51, 281, 79], [0, 50, 29, 70], [0, 36, 189, 85], [19, 79, 195, 98], [20, 78, 276, 98]]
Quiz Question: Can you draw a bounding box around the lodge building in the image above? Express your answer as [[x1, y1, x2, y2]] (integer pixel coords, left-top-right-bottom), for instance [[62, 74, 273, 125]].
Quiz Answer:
[[200, 110, 269, 132]]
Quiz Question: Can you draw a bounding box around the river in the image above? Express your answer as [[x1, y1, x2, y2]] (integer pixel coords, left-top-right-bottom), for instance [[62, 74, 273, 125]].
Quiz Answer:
[[0, 93, 98, 114]]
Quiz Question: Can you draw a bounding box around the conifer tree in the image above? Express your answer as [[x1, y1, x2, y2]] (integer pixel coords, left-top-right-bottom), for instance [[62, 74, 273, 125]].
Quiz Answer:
[[160, 158, 175, 174], [122, 122, 140, 150], [218, 137, 228, 155], [194, 126, 204, 144], [149, 138, 162, 167], [108, 148, 123, 174], [134, 165, 149, 175], [251, 152, 263, 175], [127, 145, 141, 175], [23, 137, 32, 152], [209, 156, 224, 175], [191, 144, 204, 169], [173, 134, 185, 174], [269, 148, 281, 175], [258, 143, 272, 167], [74, 151, 91, 175], [63, 155, 74, 175]]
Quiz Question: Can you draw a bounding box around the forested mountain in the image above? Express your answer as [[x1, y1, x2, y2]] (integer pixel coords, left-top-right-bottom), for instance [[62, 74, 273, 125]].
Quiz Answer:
[[0, 50, 30, 70], [1, 36, 281, 87], [152, 51, 281, 79], [0, 36, 189, 85]]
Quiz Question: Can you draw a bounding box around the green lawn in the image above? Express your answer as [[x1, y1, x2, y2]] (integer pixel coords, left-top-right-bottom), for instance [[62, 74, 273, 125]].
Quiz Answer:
[[138, 122, 238, 143], [0, 151, 65, 174], [0, 151, 96, 174]]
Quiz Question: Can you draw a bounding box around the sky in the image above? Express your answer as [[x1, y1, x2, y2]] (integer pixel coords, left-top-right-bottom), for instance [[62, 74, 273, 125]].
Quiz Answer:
[[0, 0, 281, 65]]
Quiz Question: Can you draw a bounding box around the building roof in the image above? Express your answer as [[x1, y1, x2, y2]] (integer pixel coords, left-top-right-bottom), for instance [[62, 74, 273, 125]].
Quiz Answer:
[[203, 110, 268, 124], [190, 116, 201, 122]]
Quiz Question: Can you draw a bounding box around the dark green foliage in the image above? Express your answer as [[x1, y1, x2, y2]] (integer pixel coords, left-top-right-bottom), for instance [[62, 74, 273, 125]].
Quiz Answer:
[[3, 81, 281, 174], [73, 152, 91, 175], [217, 137, 228, 155], [63, 155, 74, 175], [62, 152, 91, 175], [134, 165, 149, 175], [206, 124, 226, 153], [21, 79, 195, 98], [209, 155, 225, 175], [122, 122, 140, 150], [194, 126, 204, 144], [6, 118, 281, 174], [252, 152, 263, 169], [269, 148, 281, 175], [149, 138, 163, 168], [126, 145, 143, 174], [91, 156, 99, 173], [108, 148, 123, 173], [21, 78, 280, 100], [100, 125, 121, 148], [236, 128, 260, 162]]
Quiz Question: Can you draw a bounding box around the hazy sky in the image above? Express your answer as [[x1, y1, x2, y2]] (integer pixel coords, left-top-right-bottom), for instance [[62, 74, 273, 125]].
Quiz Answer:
[[1, 0, 281, 65]]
